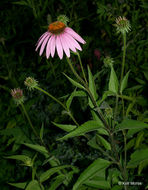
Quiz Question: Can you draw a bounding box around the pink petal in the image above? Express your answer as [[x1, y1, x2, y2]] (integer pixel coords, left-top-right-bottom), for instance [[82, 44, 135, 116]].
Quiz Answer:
[[63, 34, 77, 52], [35, 32, 49, 51], [46, 36, 53, 59], [60, 34, 70, 57], [50, 35, 56, 57], [39, 35, 50, 56], [64, 33, 82, 51], [36, 31, 48, 44], [65, 27, 86, 44], [56, 35, 63, 59]]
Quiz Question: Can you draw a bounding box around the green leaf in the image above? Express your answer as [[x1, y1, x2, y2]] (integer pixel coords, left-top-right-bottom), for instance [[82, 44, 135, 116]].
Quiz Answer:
[[127, 149, 148, 168], [126, 138, 135, 150], [23, 143, 48, 157], [66, 90, 86, 109], [120, 71, 130, 94], [63, 73, 85, 90], [52, 122, 77, 132], [48, 175, 65, 190], [26, 180, 41, 190], [84, 179, 110, 189], [8, 182, 27, 189], [58, 120, 104, 141], [88, 65, 98, 108], [5, 155, 31, 162], [72, 158, 111, 190], [96, 135, 111, 150], [40, 123, 44, 140], [109, 66, 119, 94], [40, 165, 72, 183], [138, 159, 148, 175], [134, 131, 144, 149], [115, 119, 148, 136]]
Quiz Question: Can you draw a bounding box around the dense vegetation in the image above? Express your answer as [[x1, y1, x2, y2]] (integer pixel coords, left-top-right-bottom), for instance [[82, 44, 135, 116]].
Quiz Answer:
[[0, 0, 148, 190]]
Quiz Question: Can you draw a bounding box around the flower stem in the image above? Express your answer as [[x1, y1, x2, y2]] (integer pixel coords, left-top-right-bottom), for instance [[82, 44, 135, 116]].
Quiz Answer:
[[120, 33, 126, 84], [66, 57, 110, 130], [21, 103, 39, 140], [35, 86, 67, 110], [35, 86, 79, 126], [66, 57, 128, 186], [77, 52, 88, 84]]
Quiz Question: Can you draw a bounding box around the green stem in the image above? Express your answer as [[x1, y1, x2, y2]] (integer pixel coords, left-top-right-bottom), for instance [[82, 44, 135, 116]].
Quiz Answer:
[[77, 52, 88, 84], [35, 86, 67, 110], [35, 86, 79, 126], [21, 103, 39, 140], [117, 95, 133, 101], [120, 33, 126, 84], [123, 130, 127, 180], [66, 57, 110, 130], [67, 57, 128, 186]]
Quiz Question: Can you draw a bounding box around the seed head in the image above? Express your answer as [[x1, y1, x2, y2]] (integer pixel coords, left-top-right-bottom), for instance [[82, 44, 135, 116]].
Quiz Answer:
[[24, 77, 38, 90], [11, 88, 24, 105], [115, 16, 131, 34], [104, 56, 114, 67], [57, 15, 69, 26]]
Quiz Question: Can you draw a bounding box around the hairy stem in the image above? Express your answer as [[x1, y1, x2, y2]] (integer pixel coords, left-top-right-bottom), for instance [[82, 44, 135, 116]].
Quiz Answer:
[[77, 52, 88, 84], [35, 86, 79, 126]]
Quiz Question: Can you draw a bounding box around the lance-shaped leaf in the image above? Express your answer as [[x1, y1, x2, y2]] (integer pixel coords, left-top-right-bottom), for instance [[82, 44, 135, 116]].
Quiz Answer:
[[58, 120, 104, 141], [40, 165, 74, 183], [23, 143, 48, 157], [114, 119, 148, 137], [66, 90, 86, 109], [109, 66, 119, 94], [127, 149, 148, 168], [26, 180, 41, 190], [52, 122, 77, 132], [63, 73, 85, 90], [8, 182, 27, 189], [72, 158, 111, 190], [96, 134, 111, 150], [88, 65, 98, 108], [120, 70, 130, 94]]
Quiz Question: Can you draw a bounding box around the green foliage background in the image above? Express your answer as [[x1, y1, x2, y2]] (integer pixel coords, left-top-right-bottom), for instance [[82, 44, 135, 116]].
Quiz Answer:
[[0, 0, 148, 189]]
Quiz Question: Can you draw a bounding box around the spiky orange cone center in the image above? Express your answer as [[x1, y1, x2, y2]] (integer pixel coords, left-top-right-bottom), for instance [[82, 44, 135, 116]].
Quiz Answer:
[[48, 21, 66, 34]]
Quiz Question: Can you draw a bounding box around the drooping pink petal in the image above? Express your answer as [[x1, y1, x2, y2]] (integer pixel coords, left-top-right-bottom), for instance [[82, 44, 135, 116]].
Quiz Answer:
[[39, 35, 50, 56], [50, 35, 56, 58], [56, 35, 63, 59], [46, 35, 53, 59], [36, 32, 49, 51], [60, 33, 70, 57], [64, 32, 82, 51], [63, 33, 77, 52], [65, 27, 86, 44], [36, 31, 48, 44]]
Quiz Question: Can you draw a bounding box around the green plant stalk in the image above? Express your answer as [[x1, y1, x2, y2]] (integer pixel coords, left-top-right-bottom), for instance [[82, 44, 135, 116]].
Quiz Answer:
[[77, 52, 88, 84], [35, 86, 79, 126], [120, 33, 126, 85], [123, 130, 127, 181], [21, 103, 40, 141], [21, 103, 67, 179], [66, 57, 128, 186], [66, 57, 110, 130]]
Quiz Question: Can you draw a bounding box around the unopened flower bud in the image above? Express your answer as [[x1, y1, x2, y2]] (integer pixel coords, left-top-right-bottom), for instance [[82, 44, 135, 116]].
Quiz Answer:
[[11, 88, 24, 105], [104, 56, 114, 67], [24, 77, 38, 90], [115, 16, 131, 34], [23, 158, 33, 167]]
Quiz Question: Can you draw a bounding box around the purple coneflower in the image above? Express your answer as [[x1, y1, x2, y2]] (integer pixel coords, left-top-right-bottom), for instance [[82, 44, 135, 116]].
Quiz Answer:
[[36, 20, 86, 59]]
